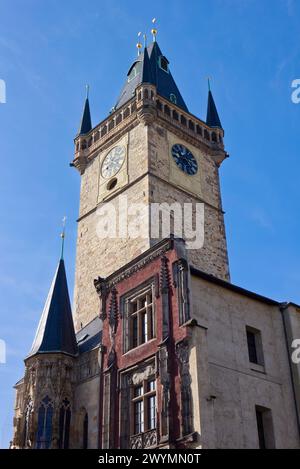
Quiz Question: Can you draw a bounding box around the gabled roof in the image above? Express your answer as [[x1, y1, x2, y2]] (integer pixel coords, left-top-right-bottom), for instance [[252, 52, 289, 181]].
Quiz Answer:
[[206, 89, 222, 128], [115, 41, 188, 112], [78, 97, 92, 135], [27, 259, 78, 359]]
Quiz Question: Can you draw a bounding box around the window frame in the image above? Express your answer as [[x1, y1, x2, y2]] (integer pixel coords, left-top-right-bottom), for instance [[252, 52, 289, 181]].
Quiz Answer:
[[246, 326, 265, 367], [36, 396, 53, 449], [59, 398, 71, 449], [131, 378, 157, 436], [255, 405, 275, 449], [122, 280, 157, 353]]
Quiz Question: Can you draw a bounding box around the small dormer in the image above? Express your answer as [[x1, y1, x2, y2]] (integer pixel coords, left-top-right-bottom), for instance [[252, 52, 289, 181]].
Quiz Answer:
[[158, 55, 169, 73]]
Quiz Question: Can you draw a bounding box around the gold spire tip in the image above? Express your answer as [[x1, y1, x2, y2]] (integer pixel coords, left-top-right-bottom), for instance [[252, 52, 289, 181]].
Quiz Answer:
[[136, 32, 142, 55], [151, 18, 157, 41], [60, 216, 67, 259]]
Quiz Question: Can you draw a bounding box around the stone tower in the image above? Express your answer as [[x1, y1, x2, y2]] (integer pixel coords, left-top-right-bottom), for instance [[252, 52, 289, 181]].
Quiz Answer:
[[12, 259, 78, 449], [72, 40, 230, 330]]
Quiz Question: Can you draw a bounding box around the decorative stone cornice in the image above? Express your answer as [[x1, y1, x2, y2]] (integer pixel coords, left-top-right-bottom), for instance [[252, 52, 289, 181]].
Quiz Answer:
[[94, 238, 174, 292]]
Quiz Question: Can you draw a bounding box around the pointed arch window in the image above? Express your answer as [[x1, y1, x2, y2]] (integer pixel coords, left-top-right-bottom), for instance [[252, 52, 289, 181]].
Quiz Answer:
[[59, 398, 71, 449], [36, 396, 53, 449], [83, 412, 89, 449]]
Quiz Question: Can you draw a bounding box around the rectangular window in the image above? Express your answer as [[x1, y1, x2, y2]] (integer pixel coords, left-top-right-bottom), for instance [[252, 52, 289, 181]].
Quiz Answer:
[[129, 289, 155, 350], [255, 406, 275, 449], [132, 379, 156, 436], [246, 326, 264, 366]]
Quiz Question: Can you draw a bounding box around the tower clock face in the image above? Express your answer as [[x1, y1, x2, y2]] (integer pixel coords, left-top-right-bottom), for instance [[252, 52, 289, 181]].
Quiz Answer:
[[101, 145, 126, 179], [171, 144, 198, 175]]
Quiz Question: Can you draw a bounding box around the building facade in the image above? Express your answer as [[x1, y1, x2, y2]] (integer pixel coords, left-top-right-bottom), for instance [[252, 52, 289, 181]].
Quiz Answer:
[[11, 35, 300, 449]]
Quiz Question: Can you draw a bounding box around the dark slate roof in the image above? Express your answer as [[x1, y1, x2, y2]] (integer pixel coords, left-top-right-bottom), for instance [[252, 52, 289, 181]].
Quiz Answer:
[[76, 316, 102, 354], [115, 41, 188, 112], [78, 97, 92, 135], [27, 260, 78, 358], [206, 90, 222, 128]]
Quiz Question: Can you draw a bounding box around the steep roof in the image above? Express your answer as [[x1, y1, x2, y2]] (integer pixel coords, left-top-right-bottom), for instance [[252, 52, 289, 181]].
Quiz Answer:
[[206, 89, 222, 128], [78, 97, 92, 135], [115, 41, 188, 112], [27, 259, 78, 358]]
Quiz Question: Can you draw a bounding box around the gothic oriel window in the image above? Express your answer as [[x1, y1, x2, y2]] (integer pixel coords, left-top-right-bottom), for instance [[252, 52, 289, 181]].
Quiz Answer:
[[132, 379, 157, 436], [59, 398, 71, 449], [128, 288, 155, 350], [36, 396, 53, 449]]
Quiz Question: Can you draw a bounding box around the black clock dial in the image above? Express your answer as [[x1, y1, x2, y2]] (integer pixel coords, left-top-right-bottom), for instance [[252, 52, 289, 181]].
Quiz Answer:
[[171, 144, 198, 175]]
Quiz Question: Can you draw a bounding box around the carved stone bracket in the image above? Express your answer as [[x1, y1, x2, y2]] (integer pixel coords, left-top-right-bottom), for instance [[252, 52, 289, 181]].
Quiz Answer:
[[160, 256, 171, 340], [94, 277, 108, 320]]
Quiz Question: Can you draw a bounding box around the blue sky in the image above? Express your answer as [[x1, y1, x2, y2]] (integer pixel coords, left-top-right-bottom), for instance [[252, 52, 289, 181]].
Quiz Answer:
[[0, 0, 300, 448]]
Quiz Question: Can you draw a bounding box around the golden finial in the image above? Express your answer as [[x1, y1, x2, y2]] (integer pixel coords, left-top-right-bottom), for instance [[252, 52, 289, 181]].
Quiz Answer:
[[151, 18, 157, 42], [136, 32, 142, 56], [60, 216, 67, 260]]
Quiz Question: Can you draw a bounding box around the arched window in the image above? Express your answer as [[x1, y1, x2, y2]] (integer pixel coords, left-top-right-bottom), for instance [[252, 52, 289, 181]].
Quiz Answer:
[[59, 398, 71, 449], [83, 412, 88, 449], [36, 396, 53, 449]]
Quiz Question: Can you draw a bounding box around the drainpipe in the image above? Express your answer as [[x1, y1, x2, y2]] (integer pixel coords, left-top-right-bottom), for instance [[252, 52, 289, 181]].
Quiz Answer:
[[279, 302, 300, 439]]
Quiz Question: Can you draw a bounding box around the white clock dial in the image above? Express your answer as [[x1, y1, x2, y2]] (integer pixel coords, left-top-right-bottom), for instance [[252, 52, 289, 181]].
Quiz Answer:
[[101, 145, 125, 179]]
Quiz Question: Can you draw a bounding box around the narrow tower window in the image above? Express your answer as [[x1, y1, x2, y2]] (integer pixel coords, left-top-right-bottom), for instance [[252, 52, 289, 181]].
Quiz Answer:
[[59, 398, 71, 449], [36, 396, 53, 449]]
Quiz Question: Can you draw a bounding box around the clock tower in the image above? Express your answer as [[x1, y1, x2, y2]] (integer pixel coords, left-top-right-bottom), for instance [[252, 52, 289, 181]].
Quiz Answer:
[[72, 38, 230, 330]]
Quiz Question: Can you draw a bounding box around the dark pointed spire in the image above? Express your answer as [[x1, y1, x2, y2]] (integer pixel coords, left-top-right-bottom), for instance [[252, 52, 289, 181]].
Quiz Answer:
[[115, 41, 188, 112], [141, 47, 152, 83], [206, 83, 222, 129], [78, 85, 92, 135], [27, 259, 78, 358]]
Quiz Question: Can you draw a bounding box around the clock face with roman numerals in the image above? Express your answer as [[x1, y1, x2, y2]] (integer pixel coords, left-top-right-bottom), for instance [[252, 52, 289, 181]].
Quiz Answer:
[[101, 145, 126, 179], [171, 144, 198, 175]]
